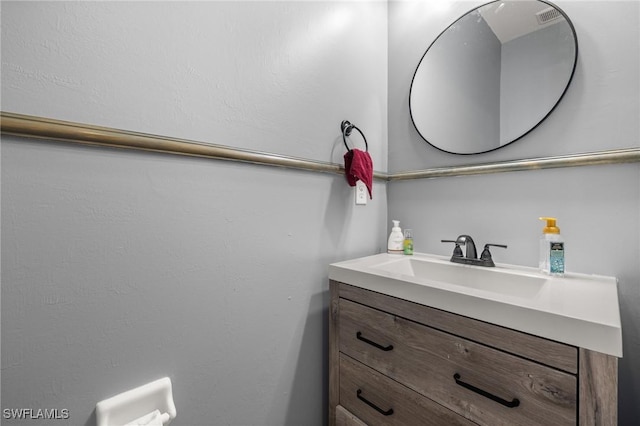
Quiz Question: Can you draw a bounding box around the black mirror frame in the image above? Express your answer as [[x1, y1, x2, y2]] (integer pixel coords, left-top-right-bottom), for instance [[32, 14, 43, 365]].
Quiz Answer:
[[409, 0, 579, 155]]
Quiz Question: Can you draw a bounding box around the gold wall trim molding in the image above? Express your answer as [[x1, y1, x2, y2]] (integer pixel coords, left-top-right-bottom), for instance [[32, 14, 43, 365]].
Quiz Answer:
[[0, 112, 387, 181], [2, 112, 638, 181], [388, 148, 640, 181]]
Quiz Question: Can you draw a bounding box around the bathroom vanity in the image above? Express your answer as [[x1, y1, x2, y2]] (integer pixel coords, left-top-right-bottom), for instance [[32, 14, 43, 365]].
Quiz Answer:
[[328, 253, 621, 426]]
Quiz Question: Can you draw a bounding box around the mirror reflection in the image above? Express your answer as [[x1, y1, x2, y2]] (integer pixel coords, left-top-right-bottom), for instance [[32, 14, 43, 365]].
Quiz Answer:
[[409, 0, 578, 155]]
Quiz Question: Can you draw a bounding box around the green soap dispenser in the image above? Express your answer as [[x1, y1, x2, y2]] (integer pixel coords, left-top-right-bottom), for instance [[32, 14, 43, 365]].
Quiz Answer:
[[539, 217, 565, 276], [403, 229, 414, 255]]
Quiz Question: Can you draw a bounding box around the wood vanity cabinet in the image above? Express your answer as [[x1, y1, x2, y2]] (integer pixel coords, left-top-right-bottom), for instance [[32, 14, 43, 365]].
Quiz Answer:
[[329, 280, 618, 426]]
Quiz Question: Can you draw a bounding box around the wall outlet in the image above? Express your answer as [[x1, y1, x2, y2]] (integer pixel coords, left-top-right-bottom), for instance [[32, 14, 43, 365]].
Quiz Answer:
[[355, 180, 367, 205]]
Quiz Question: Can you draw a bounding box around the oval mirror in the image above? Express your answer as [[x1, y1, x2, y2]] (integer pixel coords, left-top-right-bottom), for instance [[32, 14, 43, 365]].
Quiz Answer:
[[409, 0, 578, 155]]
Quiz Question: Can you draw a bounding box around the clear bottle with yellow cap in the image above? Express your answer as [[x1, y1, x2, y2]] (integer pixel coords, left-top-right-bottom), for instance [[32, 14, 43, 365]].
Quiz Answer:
[[539, 217, 564, 276]]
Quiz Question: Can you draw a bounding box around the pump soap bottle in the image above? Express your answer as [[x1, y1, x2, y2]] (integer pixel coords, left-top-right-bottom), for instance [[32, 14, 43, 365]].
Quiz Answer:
[[387, 220, 404, 255], [539, 217, 565, 276], [403, 229, 414, 255]]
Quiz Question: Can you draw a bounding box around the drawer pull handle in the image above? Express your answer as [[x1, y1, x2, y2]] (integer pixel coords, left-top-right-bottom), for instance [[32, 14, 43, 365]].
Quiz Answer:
[[357, 389, 394, 416], [453, 373, 520, 408], [356, 332, 394, 351]]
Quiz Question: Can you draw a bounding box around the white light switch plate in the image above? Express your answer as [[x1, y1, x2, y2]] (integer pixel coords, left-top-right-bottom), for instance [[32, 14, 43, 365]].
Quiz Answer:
[[355, 181, 367, 205]]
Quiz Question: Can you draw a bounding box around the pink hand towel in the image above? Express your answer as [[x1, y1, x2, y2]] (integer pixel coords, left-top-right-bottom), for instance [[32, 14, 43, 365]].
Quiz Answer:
[[344, 148, 373, 199]]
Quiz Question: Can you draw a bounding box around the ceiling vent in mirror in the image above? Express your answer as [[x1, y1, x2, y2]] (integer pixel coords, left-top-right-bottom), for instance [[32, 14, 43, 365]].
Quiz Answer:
[[536, 7, 562, 25]]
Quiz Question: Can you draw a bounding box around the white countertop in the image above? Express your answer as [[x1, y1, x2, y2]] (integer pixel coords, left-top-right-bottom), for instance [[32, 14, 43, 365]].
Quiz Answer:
[[329, 252, 622, 357]]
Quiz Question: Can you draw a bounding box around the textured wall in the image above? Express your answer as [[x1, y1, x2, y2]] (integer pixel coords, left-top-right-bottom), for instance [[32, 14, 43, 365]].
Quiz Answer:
[[389, 1, 639, 423], [1, 2, 388, 425]]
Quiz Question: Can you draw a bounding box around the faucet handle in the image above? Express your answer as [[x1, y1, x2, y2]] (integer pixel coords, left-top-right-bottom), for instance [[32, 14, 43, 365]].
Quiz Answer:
[[441, 240, 464, 258], [480, 244, 507, 262], [484, 243, 508, 249]]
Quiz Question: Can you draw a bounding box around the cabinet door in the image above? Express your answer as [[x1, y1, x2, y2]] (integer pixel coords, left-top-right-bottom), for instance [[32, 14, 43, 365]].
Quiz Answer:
[[339, 298, 577, 426]]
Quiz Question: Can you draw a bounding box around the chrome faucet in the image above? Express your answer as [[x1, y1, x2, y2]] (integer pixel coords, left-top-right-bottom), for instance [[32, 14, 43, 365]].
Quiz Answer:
[[455, 235, 477, 259], [441, 235, 507, 267]]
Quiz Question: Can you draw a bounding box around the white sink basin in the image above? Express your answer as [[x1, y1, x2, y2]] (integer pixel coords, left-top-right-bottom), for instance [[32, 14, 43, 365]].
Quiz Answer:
[[329, 252, 622, 357], [371, 256, 547, 299]]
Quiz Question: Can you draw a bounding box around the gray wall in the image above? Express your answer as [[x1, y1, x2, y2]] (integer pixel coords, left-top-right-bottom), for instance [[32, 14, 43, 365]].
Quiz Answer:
[[389, 0, 640, 424], [1, 2, 388, 425]]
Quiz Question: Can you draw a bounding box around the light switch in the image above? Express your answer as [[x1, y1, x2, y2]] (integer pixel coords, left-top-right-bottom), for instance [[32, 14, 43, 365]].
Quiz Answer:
[[355, 180, 367, 205]]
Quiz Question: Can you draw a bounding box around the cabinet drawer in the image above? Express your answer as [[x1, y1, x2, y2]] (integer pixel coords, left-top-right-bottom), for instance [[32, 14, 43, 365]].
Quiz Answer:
[[338, 282, 577, 373], [335, 405, 367, 426], [340, 354, 475, 425], [339, 298, 577, 426]]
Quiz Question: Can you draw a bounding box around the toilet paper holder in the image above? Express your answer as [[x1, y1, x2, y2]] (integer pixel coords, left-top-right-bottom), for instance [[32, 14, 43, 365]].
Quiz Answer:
[[96, 377, 176, 426]]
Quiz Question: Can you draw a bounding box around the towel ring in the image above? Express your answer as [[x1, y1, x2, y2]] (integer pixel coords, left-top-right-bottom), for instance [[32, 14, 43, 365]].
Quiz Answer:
[[341, 120, 368, 152]]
